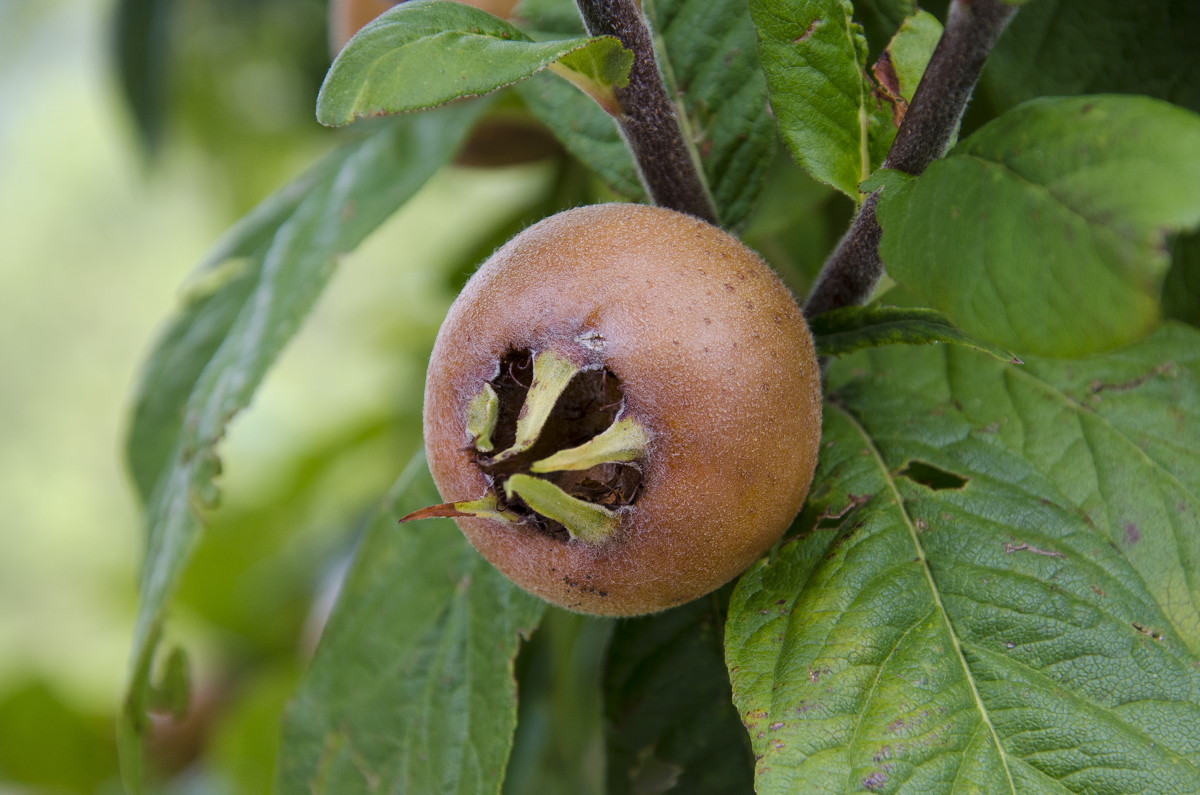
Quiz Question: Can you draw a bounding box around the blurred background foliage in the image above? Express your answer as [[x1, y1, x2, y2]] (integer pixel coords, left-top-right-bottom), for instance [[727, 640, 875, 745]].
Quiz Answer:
[[7, 0, 1197, 791], [2, 0, 560, 790], [0, 0, 823, 789]]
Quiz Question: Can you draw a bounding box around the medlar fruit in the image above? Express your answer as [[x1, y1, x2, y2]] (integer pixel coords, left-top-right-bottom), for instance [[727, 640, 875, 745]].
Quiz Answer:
[[407, 203, 822, 615]]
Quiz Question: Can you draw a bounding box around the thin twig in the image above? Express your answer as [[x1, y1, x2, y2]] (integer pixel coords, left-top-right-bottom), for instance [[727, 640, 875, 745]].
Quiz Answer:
[[803, 0, 1018, 318], [575, 0, 719, 224]]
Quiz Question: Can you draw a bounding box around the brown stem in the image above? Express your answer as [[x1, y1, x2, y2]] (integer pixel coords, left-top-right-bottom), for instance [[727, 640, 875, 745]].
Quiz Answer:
[[574, 0, 719, 224], [803, 0, 1018, 318]]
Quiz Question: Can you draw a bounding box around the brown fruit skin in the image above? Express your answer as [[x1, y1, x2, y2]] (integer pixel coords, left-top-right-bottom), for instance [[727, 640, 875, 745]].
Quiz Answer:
[[424, 204, 822, 616]]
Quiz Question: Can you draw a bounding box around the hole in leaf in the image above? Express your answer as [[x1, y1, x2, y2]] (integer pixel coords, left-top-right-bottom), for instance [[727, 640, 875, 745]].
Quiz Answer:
[[897, 460, 968, 491]]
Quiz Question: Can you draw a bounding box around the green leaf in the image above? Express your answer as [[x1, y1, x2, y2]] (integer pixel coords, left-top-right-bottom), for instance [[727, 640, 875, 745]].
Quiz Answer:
[[278, 455, 545, 794], [857, 166, 910, 194], [752, 0, 894, 199], [852, 0, 916, 56], [727, 324, 1200, 793], [316, 0, 631, 126], [649, 0, 778, 228], [505, 610, 611, 795], [1164, 230, 1200, 328], [516, 73, 644, 199], [606, 597, 755, 794], [984, 0, 1200, 116], [878, 10, 941, 105], [810, 304, 1021, 362], [877, 95, 1200, 358], [119, 104, 485, 792]]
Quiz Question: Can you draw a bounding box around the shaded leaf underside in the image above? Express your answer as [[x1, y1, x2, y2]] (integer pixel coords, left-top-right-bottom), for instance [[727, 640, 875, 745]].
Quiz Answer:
[[728, 324, 1200, 794]]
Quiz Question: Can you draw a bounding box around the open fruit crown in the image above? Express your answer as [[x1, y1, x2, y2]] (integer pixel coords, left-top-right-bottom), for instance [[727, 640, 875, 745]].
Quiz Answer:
[[401, 345, 647, 545], [401, 203, 821, 616]]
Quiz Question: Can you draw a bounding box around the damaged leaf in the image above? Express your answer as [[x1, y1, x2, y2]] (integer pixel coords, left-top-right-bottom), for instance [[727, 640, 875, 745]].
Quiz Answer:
[[728, 324, 1200, 793]]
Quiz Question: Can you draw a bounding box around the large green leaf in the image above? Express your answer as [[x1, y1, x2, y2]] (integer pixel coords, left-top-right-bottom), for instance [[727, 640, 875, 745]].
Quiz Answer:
[[877, 95, 1200, 358], [317, 0, 631, 126], [278, 456, 545, 794], [727, 323, 1200, 793], [119, 104, 484, 791], [752, 0, 894, 199], [984, 0, 1200, 116], [605, 596, 755, 794], [649, 0, 778, 228]]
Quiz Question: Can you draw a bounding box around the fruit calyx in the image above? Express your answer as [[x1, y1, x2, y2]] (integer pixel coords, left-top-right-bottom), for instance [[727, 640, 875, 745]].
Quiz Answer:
[[402, 348, 650, 543]]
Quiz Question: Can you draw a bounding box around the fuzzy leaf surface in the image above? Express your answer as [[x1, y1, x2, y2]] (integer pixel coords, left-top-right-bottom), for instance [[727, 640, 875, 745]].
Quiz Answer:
[[877, 95, 1200, 358], [727, 324, 1200, 794], [278, 456, 545, 794], [752, 0, 894, 199], [317, 0, 630, 125], [119, 105, 483, 790], [650, 0, 777, 228], [810, 304, 1019, 362]]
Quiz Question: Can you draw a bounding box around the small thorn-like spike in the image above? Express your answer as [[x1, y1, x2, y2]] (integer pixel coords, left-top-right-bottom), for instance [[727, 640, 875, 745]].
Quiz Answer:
[[466, 382, 499, 452], [504, 474, 619, 544], [530, 418, 649, 472], [492, 350, 581, 463], [399, 494, 520, 524]]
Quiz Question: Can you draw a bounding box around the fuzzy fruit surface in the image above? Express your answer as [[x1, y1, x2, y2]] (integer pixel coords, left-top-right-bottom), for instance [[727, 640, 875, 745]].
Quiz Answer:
[[423, 204, 822, 615]]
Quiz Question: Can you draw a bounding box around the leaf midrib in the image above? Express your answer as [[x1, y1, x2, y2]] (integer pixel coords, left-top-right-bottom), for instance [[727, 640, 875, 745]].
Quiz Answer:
[[832, 402, 1019, 794]]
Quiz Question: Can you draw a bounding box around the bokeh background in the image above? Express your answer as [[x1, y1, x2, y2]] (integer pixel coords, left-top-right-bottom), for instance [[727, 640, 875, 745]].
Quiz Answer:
[[0, 0, 558, 790]]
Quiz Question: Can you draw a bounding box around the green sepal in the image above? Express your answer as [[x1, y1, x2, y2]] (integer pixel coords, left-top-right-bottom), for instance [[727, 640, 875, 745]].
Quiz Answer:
[[399, 493, 521, 524], [504, 474, 619, 544], [530, 417, 649, 472], [492, 351, 582, 463], [466, 383, 500, 452]]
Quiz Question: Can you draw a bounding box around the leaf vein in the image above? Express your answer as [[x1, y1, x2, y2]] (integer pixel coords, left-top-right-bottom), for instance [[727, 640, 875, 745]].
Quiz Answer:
[[832, 402, 1019, 794]]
